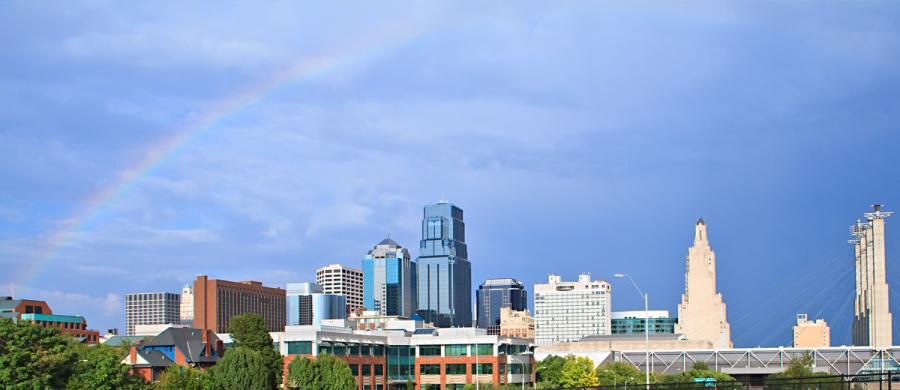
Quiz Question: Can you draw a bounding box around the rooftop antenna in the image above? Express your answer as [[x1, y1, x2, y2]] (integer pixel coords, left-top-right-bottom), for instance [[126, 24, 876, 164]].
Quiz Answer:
[[440, 193, 448, 204]]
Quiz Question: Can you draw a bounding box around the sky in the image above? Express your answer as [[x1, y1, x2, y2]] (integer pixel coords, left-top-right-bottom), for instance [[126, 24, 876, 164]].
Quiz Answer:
[[1, 1, 900, 348]]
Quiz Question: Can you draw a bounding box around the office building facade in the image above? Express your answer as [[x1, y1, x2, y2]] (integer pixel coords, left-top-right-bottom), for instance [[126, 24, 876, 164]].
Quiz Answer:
[[416, 201, 472, 328], [794, 313, 830, 348], [476, 278, 527, 334], [124, 292, 180, 336], [611, 310, 677, 335], [675, 219, 733, 349], [363, 238, 416, 318], [2, 296, 100, 343], [499, 308, 535, 339], [193, 275, 286, 334], [179, 284, 193, 325], [286, 282, 346, 327], [316, 264, 365, 312], [533, 274, 611, 346]]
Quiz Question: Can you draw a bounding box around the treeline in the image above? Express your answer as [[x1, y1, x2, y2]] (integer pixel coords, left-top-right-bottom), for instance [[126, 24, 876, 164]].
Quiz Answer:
[[0, 314, 358, 390]]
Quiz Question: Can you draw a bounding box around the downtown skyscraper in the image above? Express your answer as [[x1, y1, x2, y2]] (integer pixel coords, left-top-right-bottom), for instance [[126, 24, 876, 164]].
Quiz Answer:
[[363, 238, 416, 317], [416, 201, 471, 327], [476, 278, 527, 334], [851, 204, 893, 349]]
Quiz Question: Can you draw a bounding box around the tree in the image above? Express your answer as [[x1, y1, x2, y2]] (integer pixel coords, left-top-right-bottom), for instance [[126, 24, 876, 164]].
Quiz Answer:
[[286, 354, 354, 390], [658, 365, 736, 385], [559, 356, 599, 387], [597, 361, 644, 386], [155, 366, 207, 390], [692, 361, 710, 371], [66, 343, 149, 390], [0, 318, 77, 389], [287, 357, 321, 389], [535, 355, 569, 387], [766, 354, 841, 390], [228, 313, 283, 388], [208, 347, 273, 390]]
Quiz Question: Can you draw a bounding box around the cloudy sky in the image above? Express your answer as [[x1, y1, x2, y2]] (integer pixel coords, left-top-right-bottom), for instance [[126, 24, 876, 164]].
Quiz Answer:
[[2, 2, 900, 347]]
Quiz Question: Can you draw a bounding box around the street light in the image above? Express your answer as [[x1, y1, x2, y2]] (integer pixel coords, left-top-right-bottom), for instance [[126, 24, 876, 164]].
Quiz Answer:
[[499, 350, 533, 390], [614, 273, 650, 390]]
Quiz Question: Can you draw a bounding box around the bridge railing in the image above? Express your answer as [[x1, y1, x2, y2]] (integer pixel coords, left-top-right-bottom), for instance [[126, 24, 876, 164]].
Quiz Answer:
[[544, 372, 899, 390]]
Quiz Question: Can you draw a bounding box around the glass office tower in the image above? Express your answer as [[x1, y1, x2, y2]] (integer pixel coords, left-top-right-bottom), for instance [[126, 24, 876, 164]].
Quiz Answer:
[[476, 278, 527, 334], [415, 201, 471, 327], [363, 238, 416, 317], [286, 283, 346, 327]]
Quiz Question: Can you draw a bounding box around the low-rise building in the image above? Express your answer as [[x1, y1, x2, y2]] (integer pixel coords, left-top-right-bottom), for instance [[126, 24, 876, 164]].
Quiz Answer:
[[793, 314, 830, 348], [277, 325, 534, 389], [122, 327, 222, 382], [1, 296, 100, 343], [611, 310, 677, 335], [499, 308, 535, 339]]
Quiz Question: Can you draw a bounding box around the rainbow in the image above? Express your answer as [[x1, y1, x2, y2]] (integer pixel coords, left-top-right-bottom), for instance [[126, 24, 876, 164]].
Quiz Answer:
[[14, 22, 428, 290]]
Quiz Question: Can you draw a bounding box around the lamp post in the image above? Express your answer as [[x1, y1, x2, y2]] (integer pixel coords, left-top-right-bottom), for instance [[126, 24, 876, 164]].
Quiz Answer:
[[499, 350, 532, 390], [614, 273, 650, 390]]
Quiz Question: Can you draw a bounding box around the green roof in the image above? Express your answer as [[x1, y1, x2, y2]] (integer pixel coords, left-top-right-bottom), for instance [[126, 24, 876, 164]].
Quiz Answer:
[[20, 313, 85, 324]]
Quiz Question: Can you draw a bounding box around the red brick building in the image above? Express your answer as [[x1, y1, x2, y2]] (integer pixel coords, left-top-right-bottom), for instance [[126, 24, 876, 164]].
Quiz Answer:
[[193, 275, 286, 334], [122, 327, 223, 382], [1, 296, 100, 343]]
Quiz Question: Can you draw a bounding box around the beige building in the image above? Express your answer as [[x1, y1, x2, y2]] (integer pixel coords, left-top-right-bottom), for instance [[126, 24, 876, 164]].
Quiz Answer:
[[534, 273, 611, 346], [500, 307, 535, 339], [179, 284, 193, 324], [675, 219, 733, 349], [315, 264, 364, 312], [793, 314, 830, 348], [851, 205, 893, 349]]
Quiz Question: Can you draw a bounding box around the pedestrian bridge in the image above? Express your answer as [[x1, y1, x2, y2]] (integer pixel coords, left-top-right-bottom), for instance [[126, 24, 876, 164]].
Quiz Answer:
[[614, 347, 900, 376]]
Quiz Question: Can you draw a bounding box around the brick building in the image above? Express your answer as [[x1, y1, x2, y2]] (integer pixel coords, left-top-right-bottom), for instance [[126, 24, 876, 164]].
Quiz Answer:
[[277, 325, 534, 389], [193, 275, 286, 334], [1, 296, 100, 343]]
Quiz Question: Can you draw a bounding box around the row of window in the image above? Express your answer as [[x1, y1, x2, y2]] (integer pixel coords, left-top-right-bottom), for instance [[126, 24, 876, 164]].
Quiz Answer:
[[285, 342, 529, 357], [419, 363, 531, 375]]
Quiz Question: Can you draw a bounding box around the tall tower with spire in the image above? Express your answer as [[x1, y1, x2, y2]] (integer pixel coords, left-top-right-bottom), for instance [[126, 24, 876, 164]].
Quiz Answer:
[[675, 218, 733, 349], [851, 204, 893, 349]]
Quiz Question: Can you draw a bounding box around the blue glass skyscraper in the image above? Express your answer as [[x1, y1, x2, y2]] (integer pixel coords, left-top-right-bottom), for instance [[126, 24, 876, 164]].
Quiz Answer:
[[363, 238, 416, 317], [476, 278, 527, 333], [285, 283, 346, 327], [415, 201, 471, 327]]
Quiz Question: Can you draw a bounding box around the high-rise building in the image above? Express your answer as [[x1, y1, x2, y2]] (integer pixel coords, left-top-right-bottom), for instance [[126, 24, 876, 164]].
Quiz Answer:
[[476, 278, 527, 334], [533, 273, 611, 346], [316, 264, 364, 313], [180, 284, 193, 325], [794, 313, 830, 348], [611, 310, 677, 335], [499, 307, 535, 339], [124, 292, 180, 336], [286, 283, 346, 326], [851, 205, 893, 349], [416, 201, 471, 328], [193, 275, 286, 334], [363, 238, 416, 318], [675, 219, 733, 349]]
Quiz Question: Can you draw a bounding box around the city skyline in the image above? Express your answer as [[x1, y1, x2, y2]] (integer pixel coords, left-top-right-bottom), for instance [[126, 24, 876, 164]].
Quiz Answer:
[[2, 2, 900, 348]]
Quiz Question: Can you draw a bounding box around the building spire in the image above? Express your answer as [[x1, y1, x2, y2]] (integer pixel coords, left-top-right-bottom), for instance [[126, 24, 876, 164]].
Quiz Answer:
[[694, 218, 708, 244]]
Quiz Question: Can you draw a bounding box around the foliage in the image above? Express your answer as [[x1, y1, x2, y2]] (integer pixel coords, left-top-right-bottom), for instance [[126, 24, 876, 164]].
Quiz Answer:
[[208, 347, 273, 390], [0, 318, 78, 389], [155, 366, 207, 390], [692, 361, 710, 371], [228, 313, 283, 388], [536, 355, 569, 387], [658, 367, 736, 384], [559, 356, 600, 387], [286, 354, 355, 390], [66, 343, 149, 390], [766, 354, 842, 390], [287, 357, 321, 389], [597, 361, 645, 386]]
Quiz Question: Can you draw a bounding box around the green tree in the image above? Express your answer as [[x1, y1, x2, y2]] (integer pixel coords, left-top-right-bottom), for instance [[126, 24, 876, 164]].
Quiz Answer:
[[766, 354, 841, 390], [597, 361, 644, 386], [315, 354, 356, 390], [228, 313, 283, 388], [692, 361, 710, 371], [208, 347, 273, 390], [286, 357, 321, 389], [535, 355, 569, 387], [658, 365, 736, 385], [155, 366, 207, 390], [559, 356, 599, 387], [0, 318, 77, 389], [66, 343, 148, 390]]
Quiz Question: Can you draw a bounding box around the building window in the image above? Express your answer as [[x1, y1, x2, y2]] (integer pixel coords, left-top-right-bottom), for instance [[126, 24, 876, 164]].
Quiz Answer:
[[362, 364, 371, 376], [419, 364, 440, 375], [472, 363, 493, 374], [375, 365, 383, 376], [286, 341, 312, 355], [446, 364, 466, 375], [444, 344, 467, 356], [471, 343, 492, 355], [419, 345, 441, 356], [350, 364, 359, 376]]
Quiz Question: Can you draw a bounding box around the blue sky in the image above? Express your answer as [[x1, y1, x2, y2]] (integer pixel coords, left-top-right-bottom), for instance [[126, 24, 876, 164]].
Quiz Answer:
[[2, 2, 899, 347]]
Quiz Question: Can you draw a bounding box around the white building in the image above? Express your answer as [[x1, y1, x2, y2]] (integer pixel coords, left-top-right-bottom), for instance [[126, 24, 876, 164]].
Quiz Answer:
[[533, 273, 611, 347], [316, 264, 364, 312], [179, 284, 193, 325], [124, 292, 180, 336]]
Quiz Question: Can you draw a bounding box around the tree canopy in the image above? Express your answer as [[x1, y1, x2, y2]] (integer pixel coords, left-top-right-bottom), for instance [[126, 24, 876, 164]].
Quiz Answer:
[[559, 356, 600, 387], [0, 318, 77, 389], [596, 361, 644, 386], [535, 355, 568, 387], [208, 347, 273, 390], [155, 366, 208, 390], [227, 313, 282, 388], [66, 343, 148, 390], [286, 354, 355, 390]]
